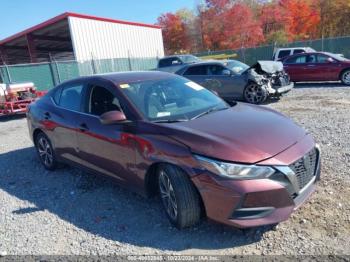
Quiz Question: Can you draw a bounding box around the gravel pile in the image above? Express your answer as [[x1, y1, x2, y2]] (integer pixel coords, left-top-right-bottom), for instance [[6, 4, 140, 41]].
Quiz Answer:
[[0, 83, 349, 256]]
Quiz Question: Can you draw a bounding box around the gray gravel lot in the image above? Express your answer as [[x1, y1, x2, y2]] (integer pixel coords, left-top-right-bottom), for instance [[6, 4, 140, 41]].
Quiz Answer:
[[0, 83, 349, 256]]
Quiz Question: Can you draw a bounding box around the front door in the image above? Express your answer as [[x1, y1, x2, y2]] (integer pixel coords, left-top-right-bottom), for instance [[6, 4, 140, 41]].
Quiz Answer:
[[76, 81, 138, 187]]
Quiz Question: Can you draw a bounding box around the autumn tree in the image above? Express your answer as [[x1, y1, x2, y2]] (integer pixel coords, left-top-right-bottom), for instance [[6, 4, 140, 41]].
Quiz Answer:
[[200, 0, 264, 50], [280, 0, 320, 41], [157, 13, 189, 54], [317, 0, 350, 37], [259, 1, 288, 44]]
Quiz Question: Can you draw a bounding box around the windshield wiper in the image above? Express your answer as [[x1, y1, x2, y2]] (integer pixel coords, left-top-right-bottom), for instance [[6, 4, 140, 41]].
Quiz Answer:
[[191, 106, 228, 120], [152, 119, 188, 123]]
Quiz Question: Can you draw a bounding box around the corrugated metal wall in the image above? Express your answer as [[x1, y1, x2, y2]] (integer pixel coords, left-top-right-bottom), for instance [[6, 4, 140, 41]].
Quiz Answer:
[[68, 17, 164, 61]]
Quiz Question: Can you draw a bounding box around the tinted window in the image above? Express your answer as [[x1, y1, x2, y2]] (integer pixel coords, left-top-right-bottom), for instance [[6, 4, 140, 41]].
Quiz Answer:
[[293, 49, 305, 55], [59, 84, 83, 111], [278, 50, 291, 59], [158, 58, 182, 67], [183, 65, 207, 75], [88, 86, 121, 116], [285, 55, 307, 64], [158, 58, 171, 68], [317, 54, 330, 63], [306, 54, 317, 63], [207, 65, 227, 75]]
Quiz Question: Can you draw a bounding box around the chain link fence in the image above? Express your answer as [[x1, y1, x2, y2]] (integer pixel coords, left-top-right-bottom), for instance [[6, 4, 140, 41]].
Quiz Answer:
[[0, 57, 158, 91], [195, 35, 350, 65]]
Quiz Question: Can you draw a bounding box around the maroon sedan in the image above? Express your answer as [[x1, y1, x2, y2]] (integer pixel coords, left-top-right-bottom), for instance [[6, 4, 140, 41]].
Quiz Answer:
[[281, 52, 350, 84], [27, 72, 320, 229]]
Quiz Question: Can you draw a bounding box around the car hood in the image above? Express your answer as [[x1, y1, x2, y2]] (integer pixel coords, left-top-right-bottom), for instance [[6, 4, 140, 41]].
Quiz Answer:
[[248, 60, 284, 74], [156, 103, 306, 164]]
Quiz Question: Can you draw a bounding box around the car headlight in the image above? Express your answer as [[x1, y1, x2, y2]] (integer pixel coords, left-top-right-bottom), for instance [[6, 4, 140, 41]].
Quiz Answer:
[[194, 155, 275, 179]]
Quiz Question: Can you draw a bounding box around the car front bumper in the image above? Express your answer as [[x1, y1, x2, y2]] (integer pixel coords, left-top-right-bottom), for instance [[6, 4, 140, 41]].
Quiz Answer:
[[191, 136, 320, 228], [266, 82, 294, 96]]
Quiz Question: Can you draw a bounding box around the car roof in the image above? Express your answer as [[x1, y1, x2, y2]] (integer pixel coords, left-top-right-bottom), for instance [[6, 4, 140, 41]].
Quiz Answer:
[[58, 71, 176, 87], [160, 54, 194, 59], [276, 47, 312, 50], [281, 51, 328, 60]]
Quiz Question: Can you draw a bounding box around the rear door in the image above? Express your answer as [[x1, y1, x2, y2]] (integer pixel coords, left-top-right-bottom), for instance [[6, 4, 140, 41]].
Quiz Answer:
[[302, 54, 320, 81], [283, 54, 308, 81], [50, 81, 85, 163], [182, 64, 207, 86]]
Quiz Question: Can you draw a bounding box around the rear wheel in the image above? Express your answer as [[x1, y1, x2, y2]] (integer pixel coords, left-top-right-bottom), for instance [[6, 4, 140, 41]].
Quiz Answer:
[[340, 69, 350, 85], [244, 83, 268, 104], [35, 132, 57, 170], [157, 164, 201, 229]]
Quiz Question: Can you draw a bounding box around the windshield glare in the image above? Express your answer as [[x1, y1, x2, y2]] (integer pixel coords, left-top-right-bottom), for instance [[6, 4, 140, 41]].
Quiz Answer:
[[119, 76, 227, 121], [224, 60, 249, 73]]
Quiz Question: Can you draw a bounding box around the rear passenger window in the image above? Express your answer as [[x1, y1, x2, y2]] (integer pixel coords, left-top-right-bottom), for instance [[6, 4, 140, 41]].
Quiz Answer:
[[285, 55, 307, 64], [59, 84, 84, 111], [184, 65, 207, 75]]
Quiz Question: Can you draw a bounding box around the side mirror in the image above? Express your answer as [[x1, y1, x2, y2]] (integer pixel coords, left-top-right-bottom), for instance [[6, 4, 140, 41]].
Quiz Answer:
[[222, 69, 231, 76], [99, 111, 126, 125], [327, 57, 335, 63]]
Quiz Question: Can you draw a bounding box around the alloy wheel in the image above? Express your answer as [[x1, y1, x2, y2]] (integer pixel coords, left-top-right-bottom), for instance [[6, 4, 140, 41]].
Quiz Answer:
[[244, 83, 267, 104], [37, 136, 53, 167], [159, 170, 178, 220], [342, 71, 350, 85]]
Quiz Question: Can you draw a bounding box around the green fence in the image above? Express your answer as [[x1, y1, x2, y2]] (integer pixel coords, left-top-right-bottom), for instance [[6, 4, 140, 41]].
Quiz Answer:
[[195, 35, 350, 65], [0, 57, 158, 91]]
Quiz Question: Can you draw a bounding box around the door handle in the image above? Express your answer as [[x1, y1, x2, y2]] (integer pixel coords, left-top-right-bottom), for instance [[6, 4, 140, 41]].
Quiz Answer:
[[79, 123, 89, 132], [44, 112, 51, 120]]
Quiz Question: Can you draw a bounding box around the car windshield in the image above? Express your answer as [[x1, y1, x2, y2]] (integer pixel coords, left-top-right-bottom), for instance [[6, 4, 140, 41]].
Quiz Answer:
[[223, 60, 249, 74], [325, 52, 349, 61], [180, 55, 201, 63], [119, 75, 228, 122]]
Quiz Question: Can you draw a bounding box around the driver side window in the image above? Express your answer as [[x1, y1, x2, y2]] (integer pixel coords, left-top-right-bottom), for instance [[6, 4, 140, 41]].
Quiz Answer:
[[87, 85, 121, 116]]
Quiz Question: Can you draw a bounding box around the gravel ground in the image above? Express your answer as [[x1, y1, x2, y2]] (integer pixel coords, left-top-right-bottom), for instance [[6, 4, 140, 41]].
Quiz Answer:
[[0, 83, 349, 256]]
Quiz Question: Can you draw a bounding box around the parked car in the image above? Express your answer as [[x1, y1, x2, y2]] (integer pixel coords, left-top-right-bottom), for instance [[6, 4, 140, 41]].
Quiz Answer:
[[273, 47, 316, 61], [157, 55, 201, 72], [169, 60, 293, 104], [280, 52, 350, 85], [27, 71, 320, 229]]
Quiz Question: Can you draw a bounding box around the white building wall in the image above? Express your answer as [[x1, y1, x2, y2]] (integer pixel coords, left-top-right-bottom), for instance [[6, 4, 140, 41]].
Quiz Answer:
[[68, 16, 164, 61]]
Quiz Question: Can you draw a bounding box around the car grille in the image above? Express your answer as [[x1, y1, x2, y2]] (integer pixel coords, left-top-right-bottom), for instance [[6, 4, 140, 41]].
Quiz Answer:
[[273, 75, 290, 87], [289, 148, 318, 189]]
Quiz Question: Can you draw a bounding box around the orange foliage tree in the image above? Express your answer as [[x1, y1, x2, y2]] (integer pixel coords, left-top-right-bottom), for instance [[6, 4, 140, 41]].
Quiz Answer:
[[157, 13, 189, 54]]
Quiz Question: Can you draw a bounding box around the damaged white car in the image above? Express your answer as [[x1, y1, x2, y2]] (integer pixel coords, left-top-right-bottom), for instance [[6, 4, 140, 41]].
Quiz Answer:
[[172, 59, 294, 104]]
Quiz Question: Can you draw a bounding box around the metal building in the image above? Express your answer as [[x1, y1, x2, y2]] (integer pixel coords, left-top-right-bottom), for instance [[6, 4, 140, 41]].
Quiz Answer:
[[0, 12, 164, 65]]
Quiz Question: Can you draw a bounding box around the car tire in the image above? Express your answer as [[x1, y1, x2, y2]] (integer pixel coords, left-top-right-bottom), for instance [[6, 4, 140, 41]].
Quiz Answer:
[[35, 132, 58, 170], [244, 82, 268, 104], [340, 69, 350, 85], [157, 164, 201, 229]]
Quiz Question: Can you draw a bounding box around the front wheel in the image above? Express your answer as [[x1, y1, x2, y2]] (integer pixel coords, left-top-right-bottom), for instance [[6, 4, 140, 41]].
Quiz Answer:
[[340, 69, 350, 85], [157, 164, 201, 229], [244, 83, 268, 104]]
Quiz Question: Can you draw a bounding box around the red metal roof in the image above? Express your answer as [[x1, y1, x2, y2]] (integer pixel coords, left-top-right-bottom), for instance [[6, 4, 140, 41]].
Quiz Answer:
[[0, 12, 161, 45]]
